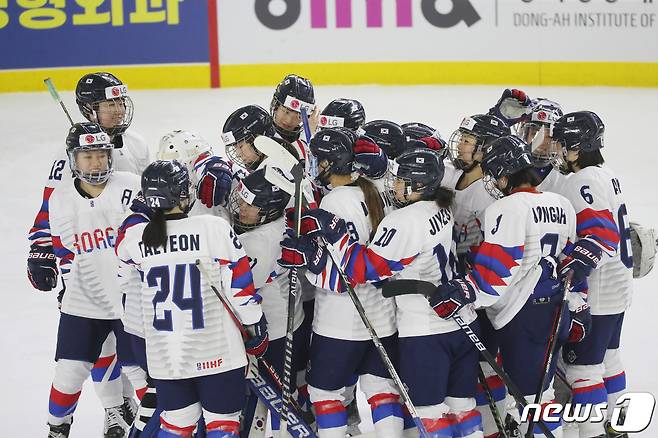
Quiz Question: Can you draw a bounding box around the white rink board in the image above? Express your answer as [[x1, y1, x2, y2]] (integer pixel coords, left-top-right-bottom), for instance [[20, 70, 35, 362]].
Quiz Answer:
[[217, 0, 658, 64]]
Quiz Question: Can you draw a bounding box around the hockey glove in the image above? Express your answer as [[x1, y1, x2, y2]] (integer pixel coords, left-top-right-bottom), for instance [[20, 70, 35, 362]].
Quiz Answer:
[[27, 244, 58, 291], [428, 278, 476, 320], [278, 233, 328, 275], [244, 315, 269, 358], [285, 208, 347, 244], [533, 255, 562, 297], [566, 291, 592, 342], [488, 88, 532, 125], [198, 156, 233, 208], [354, 136, 388, 179], [559, 238, 602, 285], [418, 136, 446, 153]]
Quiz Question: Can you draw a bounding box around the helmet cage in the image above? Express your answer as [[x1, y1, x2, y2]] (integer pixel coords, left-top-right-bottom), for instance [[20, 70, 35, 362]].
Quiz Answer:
[[482, 174, 504, 200], [84, 95, 134, 137], [228, 181, 286, 234], [68, 144, 114, 185], [447, 128, 486, 171]]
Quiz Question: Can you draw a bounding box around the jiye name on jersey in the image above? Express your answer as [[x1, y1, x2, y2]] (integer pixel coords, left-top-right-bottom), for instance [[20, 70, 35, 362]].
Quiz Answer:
[[429, 208, 452, 235], [138, 233, 201, 258], [532, 205, 567, 225]]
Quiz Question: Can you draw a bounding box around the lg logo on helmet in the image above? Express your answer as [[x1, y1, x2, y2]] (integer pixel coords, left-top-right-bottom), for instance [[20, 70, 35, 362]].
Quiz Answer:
[[255, 0, 480, 30]]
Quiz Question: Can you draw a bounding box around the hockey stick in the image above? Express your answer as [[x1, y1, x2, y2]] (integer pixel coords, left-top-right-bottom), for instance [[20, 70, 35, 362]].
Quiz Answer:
[[195, 259, 317, 436], [525, 279, 571, 438], [254, 136, 300, 172], [478, 366, 508, 438], [258, 112, 432, 437], [44, 78, 75, 126], [278, 160, 305, 437], [382, 279, 557, 438]]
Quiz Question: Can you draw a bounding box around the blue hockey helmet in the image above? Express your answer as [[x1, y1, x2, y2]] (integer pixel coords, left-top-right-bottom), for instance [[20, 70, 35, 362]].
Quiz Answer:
[[552, 111, 604, 153], [317, 98, 366, 131], [141, 160, 192, 211], [362, 119, 406, 160], [75, 72, 134, 137], [385, 147, 445, 208]]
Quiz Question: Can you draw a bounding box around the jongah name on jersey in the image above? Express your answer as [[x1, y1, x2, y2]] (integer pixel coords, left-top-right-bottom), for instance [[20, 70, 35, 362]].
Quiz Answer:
[[138, 233, 201, 257], [532, 205, 567, 224]]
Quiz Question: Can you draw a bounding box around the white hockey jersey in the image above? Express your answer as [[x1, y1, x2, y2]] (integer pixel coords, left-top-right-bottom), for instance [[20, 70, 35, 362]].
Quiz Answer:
[[318, 199, 476, 338], [307, 185, 397, 341], [29, 130, 150, 248], [238, 218, 305, 341], [453, 178, 496, 260], [466, 188, 577, 329], [557, 165, 633, 315], [49, 172, 140, 319], [116, 214, 262, 380]]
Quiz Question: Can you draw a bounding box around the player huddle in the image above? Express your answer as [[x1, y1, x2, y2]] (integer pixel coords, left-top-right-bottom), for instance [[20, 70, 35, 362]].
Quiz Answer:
[[26, 73, 657, 438]]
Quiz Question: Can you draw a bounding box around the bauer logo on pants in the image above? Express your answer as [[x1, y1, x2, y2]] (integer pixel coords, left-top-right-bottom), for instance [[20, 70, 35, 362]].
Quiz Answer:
[[520, 392, 656, 433]]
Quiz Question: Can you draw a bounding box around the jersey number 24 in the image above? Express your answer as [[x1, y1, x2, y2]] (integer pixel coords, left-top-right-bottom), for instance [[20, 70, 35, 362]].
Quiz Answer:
[[147, 263, 204, 331]]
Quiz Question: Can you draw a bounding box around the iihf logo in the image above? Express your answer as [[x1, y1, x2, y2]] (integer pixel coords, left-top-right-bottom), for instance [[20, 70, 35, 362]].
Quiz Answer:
[[85, 135, 95, 143], [111, 87, 121, 97], [290, 99, 300, 109], [537, 111, 547, 121]]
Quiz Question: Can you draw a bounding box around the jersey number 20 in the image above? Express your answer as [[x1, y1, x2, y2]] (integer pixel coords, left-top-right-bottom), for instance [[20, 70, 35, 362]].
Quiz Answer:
[[147, 263, 204, 331]]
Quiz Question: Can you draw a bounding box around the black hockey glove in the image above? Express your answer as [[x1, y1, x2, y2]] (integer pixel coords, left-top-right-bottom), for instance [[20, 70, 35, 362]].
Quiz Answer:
[[559, 238, 602, 285], [428, 278, 476, 320], [27, 244, 58, 291]]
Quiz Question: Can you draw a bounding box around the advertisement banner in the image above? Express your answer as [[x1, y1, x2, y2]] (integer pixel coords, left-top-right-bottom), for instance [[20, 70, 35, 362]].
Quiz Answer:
[[1, 0, 656, 91], [215, 0, 658, 87], [0, 0, 211, 91]]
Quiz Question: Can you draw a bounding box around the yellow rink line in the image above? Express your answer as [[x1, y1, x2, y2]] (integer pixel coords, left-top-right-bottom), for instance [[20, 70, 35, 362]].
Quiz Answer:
[[1, 61, 656, 92]]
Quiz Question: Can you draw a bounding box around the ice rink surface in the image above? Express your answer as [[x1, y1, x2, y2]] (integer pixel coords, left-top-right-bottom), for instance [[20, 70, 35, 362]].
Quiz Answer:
[[1, 84, 656, 437]]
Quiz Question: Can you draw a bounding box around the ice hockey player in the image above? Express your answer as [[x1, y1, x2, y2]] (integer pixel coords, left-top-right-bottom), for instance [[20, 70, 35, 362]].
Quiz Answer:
[[552, 111, 634, 438], [446, 114, 511, 438], [279, 127, 404, 438], [37, 122, 142, 438], [429, 135, 592, 438], [116, 160, 267, 438], [270, 74, 317, 144], [281, 146, 485, 438], [228, 169, 313, 436], [27, 72, 150, 432], [222, 105, 277, 172]]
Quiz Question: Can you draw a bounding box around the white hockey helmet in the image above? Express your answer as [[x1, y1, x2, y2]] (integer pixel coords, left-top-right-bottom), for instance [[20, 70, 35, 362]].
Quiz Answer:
[[157, 130, 213, 174]]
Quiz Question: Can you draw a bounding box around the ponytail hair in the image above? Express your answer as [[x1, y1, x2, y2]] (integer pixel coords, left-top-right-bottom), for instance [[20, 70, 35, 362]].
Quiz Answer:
[[433, 186, 455, 210], [355, 176, 384, 238], [142, 209, 167, 248]]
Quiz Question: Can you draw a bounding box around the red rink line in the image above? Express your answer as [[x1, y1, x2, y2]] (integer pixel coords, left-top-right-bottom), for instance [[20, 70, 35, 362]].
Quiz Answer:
[[208, 0, 220, 88]]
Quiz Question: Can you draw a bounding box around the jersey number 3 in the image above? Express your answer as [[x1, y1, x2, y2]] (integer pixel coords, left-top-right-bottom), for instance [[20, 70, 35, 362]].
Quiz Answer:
[[147, 263, 204, 331]]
